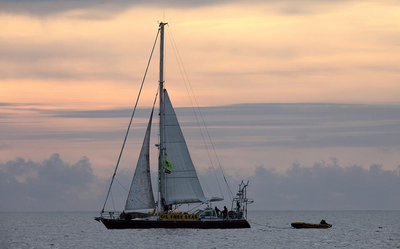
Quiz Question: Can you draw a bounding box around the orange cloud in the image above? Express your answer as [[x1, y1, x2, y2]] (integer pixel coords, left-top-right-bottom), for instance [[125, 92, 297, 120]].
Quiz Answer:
[[1, 2, 399, 108]]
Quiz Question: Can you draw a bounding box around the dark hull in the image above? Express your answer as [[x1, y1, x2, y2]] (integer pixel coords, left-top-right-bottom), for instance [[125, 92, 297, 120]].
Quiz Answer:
[[291, 222, 332, 229], [96, 218, 251, 229]]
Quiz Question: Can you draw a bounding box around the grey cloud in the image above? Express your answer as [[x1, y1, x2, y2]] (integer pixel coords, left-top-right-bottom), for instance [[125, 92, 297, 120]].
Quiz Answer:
[[48, 108, 150, 119], [0, 103, 21, 107], [249, 160, 400, 210], [33, 102, 400, 121], [2, 130, 128, 142], [1, 154, 399, 211], [199, 103, 400, 149], [0, 154, 104, 211], [0, 102, 46, 107], [67, 103, 400, 147], [2, 103, 400, 149], [0, 144, 12, 150], [0, 0, 117, 17], [0, 0, 227, 17], [0, 0, 389, 17]]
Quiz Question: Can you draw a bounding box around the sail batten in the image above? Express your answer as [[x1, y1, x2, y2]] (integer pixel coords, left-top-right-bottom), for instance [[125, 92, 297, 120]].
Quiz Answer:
[[124, 110, 156, 211], [163, 90, 206, 205]]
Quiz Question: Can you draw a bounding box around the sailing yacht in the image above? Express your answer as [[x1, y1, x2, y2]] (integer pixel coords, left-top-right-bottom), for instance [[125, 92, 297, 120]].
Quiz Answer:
[[95, 23, 253, 229]]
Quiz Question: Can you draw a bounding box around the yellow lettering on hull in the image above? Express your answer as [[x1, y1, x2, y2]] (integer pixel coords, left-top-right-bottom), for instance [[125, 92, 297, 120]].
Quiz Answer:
[[158, 212, 200, 220]]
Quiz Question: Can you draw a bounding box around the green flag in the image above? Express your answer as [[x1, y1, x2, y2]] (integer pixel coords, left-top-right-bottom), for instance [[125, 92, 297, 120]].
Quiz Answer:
[[164, 159, 173, 174]]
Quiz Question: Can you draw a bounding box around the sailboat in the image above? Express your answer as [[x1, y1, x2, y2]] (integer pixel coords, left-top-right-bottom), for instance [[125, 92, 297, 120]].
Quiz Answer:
[[95, 23, 253, 229]]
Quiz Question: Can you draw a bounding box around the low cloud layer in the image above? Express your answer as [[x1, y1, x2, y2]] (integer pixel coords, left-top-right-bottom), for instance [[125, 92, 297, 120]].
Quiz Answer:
[[248, 160, 400, 210], [0, 0, 375, 17], [8, 103, 399, 149], [1, 154, 399, 211], [0, 154, 104, 211]]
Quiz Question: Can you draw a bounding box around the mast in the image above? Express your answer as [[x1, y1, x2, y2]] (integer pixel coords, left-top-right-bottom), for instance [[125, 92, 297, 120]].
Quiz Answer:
[[158, 22, 167, 214]]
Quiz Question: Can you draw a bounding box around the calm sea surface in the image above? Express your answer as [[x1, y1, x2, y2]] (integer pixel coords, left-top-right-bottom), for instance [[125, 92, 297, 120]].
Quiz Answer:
[[1, 211, 399, 249]]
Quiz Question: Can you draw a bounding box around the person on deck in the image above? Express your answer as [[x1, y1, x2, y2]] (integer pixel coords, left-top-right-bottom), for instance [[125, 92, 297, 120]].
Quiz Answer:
[[215, 206, 221, 217], [222, 206, 228, 219]]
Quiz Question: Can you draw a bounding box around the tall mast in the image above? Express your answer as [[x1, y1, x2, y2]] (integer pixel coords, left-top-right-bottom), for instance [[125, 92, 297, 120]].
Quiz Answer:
[[158, 22, 167, 214]]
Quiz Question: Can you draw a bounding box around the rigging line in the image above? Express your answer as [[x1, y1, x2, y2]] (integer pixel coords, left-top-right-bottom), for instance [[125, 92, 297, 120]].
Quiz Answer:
[[163, 27, 214, 198], [166, 25, 215, 197], [166, 34, 212, 198], [188, 203, 204, 213], [183, 64, 234, 199], [167, 25, 227, 199], [101, 28, 160, 214], [110, 188, 116, 213], [168, 25, 234, 201], [114, 177, 129, 193], [247, 220, 269, 227], [197, 165, 212, 195], [166, 27, 225, 199]]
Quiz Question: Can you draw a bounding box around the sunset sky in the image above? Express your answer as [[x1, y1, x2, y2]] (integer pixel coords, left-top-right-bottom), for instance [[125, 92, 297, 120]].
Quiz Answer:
[[1, 0, 399, 211]]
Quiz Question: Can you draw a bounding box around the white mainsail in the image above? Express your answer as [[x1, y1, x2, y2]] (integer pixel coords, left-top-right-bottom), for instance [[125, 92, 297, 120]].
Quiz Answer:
[[124, 110, 156, 211], [163, 90, 207, 205]]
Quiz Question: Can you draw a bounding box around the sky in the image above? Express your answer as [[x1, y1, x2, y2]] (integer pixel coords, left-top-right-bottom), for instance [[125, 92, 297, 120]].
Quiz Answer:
[[0, 0, 399, 211]]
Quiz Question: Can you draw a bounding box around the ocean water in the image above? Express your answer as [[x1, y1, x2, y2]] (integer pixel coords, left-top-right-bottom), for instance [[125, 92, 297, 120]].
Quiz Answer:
[[1, 211, 399, 249]]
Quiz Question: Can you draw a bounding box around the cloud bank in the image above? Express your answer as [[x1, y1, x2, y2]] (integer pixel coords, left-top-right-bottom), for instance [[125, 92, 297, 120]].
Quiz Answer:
[[0, 154, 103, 211], [0, 0, 376, 17], [9, 103, 399, 150], [249, 160, 400, 210], [1, 154, 399, 211]]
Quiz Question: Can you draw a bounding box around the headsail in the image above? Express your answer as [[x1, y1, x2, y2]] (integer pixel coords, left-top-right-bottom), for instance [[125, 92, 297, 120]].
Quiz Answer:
[[124, 109, 156, 211], [162, 90, 207, 205]]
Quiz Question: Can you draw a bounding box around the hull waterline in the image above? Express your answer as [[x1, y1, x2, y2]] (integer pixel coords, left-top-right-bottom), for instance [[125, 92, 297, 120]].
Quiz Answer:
[[96, 217, 251, 229]]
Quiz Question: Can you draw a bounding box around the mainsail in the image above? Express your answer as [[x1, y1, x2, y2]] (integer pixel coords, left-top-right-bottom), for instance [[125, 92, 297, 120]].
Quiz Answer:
[[162, 90, 207, 205], [124, 109, 156, 211]]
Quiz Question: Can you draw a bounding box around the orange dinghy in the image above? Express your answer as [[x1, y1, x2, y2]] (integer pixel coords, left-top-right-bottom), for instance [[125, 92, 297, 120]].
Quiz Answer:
[[291, 220, 332, 229]]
